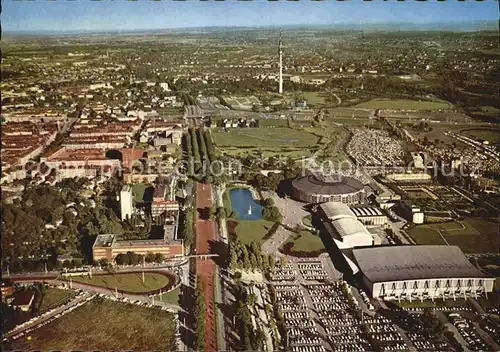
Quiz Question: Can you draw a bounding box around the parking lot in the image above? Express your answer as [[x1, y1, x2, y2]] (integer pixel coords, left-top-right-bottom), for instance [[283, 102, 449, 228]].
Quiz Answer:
[[268, 258, 413, 352]]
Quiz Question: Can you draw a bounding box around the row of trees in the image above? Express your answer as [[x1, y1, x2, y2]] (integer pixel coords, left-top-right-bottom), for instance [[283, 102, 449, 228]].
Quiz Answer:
[[229, 238, 276, 272], [2, 184, 129, 272], [182, 128, 227, 184], [231, 281, 266, 351], [114, 251, 164, 266], [194, 277, 206, 351]]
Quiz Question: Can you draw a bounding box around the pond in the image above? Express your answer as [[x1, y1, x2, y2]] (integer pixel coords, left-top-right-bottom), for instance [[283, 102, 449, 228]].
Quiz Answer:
[[229, 188, 263, 220]]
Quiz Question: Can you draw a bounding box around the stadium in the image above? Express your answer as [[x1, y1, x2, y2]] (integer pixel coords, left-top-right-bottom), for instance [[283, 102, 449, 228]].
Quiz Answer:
[[352, 245, 495, 301], [291, 172, 365, 204]]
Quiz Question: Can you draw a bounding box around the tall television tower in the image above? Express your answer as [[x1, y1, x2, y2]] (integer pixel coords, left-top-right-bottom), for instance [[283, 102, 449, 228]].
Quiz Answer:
[[278, 29, 283, 94]]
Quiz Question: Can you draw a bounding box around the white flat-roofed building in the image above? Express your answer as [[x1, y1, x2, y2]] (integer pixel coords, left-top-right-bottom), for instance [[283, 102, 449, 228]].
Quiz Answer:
[[323, 218, 373, 249], [319, 202, 387, 226], [318, 202, 357, 221], [120, 185, 133, 221], [353, 245, 495, 301]]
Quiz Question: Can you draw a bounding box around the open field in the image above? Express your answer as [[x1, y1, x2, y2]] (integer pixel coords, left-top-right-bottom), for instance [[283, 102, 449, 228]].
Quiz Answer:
[[355, 98, 452, 110], [10, 298, 177, 351], [327, 107, 373, 118], [213, 127, 319, 147], [258, 118, 289, 127], [39, 288, 76, 312], [70, 272, 171, 293], [227, 219, 275, 246], [281, 230, 325, 252], [298, 91, 326, 106], [408, 219, 500, 253]]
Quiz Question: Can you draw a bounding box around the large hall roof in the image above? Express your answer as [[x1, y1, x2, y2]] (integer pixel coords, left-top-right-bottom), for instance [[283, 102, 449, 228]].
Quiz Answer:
[[353, 245, 487, 283]]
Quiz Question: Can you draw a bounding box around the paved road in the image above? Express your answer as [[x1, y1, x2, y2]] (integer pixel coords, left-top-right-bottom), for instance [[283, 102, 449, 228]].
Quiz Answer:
[[195, 182, 218, 352]]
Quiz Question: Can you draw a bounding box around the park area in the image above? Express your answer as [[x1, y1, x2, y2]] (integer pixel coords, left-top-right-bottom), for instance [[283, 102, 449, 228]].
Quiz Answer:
[[69, 272, 171, 293], [227, 219, 276, 246], [408, 218, 500, 253], [355, 98, 452, 110], [10, 298, 177, 351], [213, 127, 319, 148], [280, 230, 326, 257], [131, 183, 152, 203]]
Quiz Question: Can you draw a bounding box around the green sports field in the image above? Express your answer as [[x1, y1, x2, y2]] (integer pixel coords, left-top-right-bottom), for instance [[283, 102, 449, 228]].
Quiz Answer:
[[70, 272, 170, 293], [408, 219, 500, 253], [355, 99, 452, 110], [213, 127, 319, 147]]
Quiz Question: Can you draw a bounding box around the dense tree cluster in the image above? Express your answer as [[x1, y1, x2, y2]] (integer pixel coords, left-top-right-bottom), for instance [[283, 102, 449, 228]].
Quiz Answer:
[[229, 238, 275, 272], [1, 184, 125, 272]]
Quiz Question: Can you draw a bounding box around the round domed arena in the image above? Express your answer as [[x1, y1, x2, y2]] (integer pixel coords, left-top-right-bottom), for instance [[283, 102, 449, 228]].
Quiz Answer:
[[291, 172, 365, 204]]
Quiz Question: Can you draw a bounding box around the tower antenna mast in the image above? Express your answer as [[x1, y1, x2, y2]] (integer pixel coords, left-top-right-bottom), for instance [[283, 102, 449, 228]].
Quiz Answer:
[[279, 28, 283, 95]]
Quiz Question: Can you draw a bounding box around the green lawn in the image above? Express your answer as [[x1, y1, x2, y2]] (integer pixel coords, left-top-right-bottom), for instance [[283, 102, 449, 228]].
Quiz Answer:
[[40, 288, 76, 312], [158, 286, 181, 306], [281, 230, 325, 252], [213, 127, 319, 147], [228, 219, 275, 245], [12, 298, 177, 351], [302, 215, 312, 227], [408, 226, 448, 246], [300, 92, 326, 105], [444, 219, 500, 254], [355, 99, 451, 110], [258, 119, 289, 127], [461, 129, 500, 143], [70, 272, 170, 293], [409, 219, 500, 253]]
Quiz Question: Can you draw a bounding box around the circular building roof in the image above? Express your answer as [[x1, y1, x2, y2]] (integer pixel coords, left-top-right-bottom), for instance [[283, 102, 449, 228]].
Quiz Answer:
[[292, 173, 364, 196]]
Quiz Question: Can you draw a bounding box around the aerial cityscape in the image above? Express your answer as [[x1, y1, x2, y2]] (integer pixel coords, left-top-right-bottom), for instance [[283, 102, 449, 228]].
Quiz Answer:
[[1, 1, 499, 351]]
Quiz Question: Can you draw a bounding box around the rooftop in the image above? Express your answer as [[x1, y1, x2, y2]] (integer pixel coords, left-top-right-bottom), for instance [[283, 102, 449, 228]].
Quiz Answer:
[[350, 206, 384, 217], [353, 245, 488, 283], [10, 290, 35, 307], [319, 202, 356, 221], [329, 217, 372, 239], [293, 173, 364, 196]]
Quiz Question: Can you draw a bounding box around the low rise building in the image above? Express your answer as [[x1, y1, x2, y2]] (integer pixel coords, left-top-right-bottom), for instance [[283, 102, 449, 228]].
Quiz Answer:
[[92, 229, 184, 262]]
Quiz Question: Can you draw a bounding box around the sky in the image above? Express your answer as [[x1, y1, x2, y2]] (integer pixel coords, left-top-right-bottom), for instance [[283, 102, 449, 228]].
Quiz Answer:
[[4, 0, 499, 33]]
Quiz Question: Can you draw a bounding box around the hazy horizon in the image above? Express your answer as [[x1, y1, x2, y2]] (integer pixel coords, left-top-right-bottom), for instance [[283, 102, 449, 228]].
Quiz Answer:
[[4, 0, 498, 33]]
